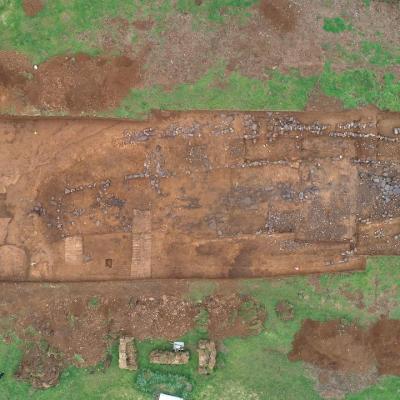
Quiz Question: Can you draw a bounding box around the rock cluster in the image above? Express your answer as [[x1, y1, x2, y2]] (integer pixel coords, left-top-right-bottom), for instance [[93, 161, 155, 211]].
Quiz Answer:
[[119, 337, 138, 370], [197, 340, 217, 375], [149, 350, 190, 365]]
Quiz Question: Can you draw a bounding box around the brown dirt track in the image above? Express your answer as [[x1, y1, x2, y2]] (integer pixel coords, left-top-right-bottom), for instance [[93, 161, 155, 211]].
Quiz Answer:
[[0, 109, 399, 281]]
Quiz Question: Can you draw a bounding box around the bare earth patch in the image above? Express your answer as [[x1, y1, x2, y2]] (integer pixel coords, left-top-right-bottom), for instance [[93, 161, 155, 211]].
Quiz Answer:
[[289, 318, 400, 397], [0, 52, 142, 114], [23, 0, 44, 17], [259, 0, 298, 33]]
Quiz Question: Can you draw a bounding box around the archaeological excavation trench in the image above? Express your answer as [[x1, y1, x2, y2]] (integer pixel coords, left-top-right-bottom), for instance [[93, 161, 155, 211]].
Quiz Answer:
[[0, 109, 399, 281]]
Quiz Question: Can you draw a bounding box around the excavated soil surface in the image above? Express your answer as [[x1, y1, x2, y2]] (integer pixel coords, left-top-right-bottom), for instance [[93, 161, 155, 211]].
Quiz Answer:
[[259, 0, 298, 33], [0, 109, 399, 282], [0, 52, 141, 113], [205, 294, 266, 339], [289, 319, 400, 376]]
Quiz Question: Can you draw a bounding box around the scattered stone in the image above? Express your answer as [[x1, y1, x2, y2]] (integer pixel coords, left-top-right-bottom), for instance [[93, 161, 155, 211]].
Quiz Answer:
[[119, 337, 138, 370], [15, 342, 64, 389], [149, 350, 190, 365], [32, 203, 45, 216], [197, 340, 217, 374]]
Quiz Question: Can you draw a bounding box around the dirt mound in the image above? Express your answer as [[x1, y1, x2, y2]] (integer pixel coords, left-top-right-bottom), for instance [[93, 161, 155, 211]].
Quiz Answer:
[[0, 52, 141, 114], [205, 294, 266, 339], [15, 342, 64, 389], [289, 319, 400, 377], [259, 0, 298, 33], [23, 0, 44, 17], [369, 319, 400, 376], [26, 54, 140, 112], [289, 320, 374, 373]]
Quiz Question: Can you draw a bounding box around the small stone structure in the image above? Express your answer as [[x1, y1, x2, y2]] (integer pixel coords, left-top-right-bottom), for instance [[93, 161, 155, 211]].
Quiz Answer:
[[197, 340, 217, 374], [149, 350, 189, 365], [119, 337, 138, 370]]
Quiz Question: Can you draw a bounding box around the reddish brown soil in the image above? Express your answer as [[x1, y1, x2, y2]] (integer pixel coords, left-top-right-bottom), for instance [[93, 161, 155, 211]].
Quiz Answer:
[[0, 52, 141, 114], [0, 280, 264, 383], [15, 342, 64, 388], [369, 318, 400, 376], [289, 319, 400, 377], [205, 294, 266, 339], [132, 19, 154, 31], [1, 109, 400, 282], [306, 89, 344, 113], [259, 0, 298, 33], [289, 320, 374, 373], [29, 54, 140, 112], [23, 0, 44, 17]]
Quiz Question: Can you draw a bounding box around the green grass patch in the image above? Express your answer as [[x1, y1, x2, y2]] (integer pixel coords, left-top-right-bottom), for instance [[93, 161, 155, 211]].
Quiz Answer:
[[240, 257, 400, 353], [136, 369, 193, 398], [319, 63, 400, 110], [346, 376, 400, 399], [0, 0, 258, 63], [323, 17, 353, 33], [193, 335, 320, 400], [115, 66, 317, 119], [186, 281, 217, 303], [0, 0, 140, 63], [176, 0, 257, 22], [360, 40, 400, 67], [0, 339, 151, 400]]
